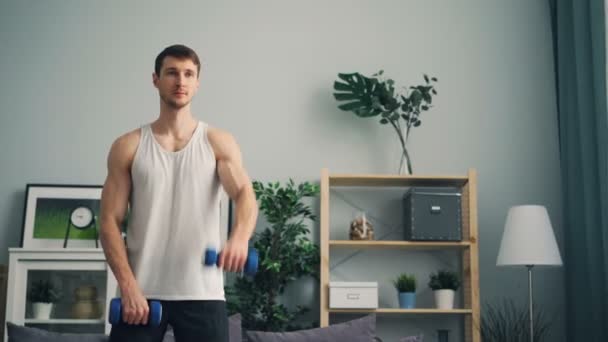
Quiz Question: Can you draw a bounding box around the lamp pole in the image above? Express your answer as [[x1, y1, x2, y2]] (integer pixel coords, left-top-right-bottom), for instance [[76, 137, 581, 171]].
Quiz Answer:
[[527, 265, 534, 342]]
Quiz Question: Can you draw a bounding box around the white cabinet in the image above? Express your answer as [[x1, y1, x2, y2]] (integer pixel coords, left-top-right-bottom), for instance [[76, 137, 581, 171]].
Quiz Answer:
[[4, 248, 117, 342]]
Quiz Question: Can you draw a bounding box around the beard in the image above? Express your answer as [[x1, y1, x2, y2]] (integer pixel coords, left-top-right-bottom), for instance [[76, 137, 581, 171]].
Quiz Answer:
[[160, 92, 190, 109]]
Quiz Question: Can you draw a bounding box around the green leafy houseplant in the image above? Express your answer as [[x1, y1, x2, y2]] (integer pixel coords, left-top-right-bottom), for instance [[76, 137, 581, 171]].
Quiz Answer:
[[393, 273, 416, 293], [27, 280, 62, 303], [333, 71, 438, 174], [428, 270, 460, 291], [480, 298, 552, 342], [226, 180, 320, 332]]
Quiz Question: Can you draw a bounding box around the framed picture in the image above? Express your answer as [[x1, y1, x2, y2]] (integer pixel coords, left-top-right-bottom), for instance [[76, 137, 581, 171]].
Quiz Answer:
[[21, 184, 103, 249]]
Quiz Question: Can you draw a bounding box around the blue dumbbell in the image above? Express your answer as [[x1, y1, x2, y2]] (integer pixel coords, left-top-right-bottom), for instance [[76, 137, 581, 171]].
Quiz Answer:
[[108, 297, 162, 326], [203, 247, 259, 277]]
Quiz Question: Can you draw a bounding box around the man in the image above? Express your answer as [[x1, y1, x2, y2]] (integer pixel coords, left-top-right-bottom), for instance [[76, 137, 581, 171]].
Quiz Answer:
[[100, 44, 258, 342]]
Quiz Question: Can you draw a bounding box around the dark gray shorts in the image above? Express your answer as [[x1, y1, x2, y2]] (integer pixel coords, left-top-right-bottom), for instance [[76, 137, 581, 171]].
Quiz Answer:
[[109, 300, 228, 342]]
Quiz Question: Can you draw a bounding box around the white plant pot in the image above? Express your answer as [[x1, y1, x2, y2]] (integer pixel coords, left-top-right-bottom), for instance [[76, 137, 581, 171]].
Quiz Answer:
[[434, 289, 455, 309], [32, 302, 53, 319]]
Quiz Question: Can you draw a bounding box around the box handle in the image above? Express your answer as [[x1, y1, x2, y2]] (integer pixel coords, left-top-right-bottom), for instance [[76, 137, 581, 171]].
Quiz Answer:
[[430, 205, 441, 214], [346, 293, 360, 300]]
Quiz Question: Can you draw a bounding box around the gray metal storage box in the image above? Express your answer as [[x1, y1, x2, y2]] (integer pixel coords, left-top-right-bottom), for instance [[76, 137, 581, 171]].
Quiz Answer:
[[403, 187, 462, 241]]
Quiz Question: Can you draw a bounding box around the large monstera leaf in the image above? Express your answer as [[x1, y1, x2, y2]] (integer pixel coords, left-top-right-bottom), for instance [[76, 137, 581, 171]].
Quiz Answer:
[[333, 73, 388, 118]]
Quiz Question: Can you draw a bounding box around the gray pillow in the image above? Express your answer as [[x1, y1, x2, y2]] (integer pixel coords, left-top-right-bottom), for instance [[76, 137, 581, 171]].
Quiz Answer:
[[6, 322, 109, 342], [161, 314, 242, 342], [245, 314, 376, 342], [6, 314, 242, 342], [228, 313, 243, 342]]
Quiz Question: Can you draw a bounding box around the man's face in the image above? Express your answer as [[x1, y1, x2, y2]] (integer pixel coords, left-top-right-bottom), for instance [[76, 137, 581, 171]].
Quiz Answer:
[[153, 56, 200, 109]]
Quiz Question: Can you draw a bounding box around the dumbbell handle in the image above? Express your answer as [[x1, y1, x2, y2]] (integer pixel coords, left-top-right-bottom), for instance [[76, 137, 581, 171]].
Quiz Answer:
[[108, 298, 162, 326], [204, 247, 258, 276]]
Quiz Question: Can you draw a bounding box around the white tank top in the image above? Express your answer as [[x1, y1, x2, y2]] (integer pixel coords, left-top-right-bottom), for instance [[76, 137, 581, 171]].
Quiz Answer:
[[126, 120, 225, 300]]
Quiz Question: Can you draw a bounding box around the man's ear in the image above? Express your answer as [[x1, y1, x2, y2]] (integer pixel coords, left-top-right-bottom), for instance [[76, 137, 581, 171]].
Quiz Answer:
[[152, 73, 159, 89]]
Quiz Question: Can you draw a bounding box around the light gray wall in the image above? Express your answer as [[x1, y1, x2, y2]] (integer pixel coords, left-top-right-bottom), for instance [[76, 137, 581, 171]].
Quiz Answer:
[[0, 0, 565, 340]]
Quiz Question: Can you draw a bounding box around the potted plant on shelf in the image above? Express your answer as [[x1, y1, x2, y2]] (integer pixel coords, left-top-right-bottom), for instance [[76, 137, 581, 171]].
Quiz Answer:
[[428, 270, 460, 309], [27, 279, 62, 319], [393, 273, 416, 309]]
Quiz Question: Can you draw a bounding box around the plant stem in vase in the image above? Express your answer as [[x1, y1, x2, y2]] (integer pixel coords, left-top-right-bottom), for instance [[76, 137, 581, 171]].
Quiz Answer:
[[391, 120, 412, 175], [399, 148, 413, 175]]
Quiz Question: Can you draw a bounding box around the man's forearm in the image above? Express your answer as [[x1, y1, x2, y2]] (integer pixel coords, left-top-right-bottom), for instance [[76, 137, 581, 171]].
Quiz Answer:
[[100, 222, 137, 292], [230, 185, 258, 241]]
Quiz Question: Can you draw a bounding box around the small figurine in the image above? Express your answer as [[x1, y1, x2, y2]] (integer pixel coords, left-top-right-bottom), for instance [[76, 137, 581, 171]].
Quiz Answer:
[[349, 212, 374, 240]]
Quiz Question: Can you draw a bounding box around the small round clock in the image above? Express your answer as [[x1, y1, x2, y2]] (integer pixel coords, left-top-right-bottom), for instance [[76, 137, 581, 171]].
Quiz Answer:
[[70, 206, 95, 229]]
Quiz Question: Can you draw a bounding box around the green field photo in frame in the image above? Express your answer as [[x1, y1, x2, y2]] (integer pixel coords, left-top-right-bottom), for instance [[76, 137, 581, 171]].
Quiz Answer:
[[21, 184, 103, 248]]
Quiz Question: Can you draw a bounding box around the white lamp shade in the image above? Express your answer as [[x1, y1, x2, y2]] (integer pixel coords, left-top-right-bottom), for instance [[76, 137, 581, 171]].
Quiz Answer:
[[496, 205, 563, 266]]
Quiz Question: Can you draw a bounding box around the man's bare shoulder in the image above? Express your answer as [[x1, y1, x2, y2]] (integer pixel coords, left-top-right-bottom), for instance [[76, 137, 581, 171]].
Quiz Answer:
[[206, 125, 232, 142], [108, 128, 142, 165], [206, 125, 238, 159]]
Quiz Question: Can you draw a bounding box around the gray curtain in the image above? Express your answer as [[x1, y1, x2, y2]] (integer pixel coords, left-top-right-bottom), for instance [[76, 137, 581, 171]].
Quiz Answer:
[[550, 0, 608, 340]]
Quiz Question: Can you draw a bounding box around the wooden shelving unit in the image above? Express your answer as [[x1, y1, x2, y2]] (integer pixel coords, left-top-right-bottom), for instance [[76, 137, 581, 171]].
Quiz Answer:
[[328, 308, 473, 314], [329, 240, 472, 250], [319, 168, 480, 342]]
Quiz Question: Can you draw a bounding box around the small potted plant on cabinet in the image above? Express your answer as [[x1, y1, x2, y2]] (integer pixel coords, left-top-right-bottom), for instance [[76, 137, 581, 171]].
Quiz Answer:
[[28, 279, 62, 319], [393, 273, 417, 309], [428, 270, 460, 309]]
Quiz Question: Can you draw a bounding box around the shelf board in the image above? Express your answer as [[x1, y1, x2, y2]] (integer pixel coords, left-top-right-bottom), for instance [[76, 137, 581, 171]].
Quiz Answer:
[[328, 174, 468, 187], [24, 318, 105, 325], [329, 240, 471, 250], [329, 308, 472, 314]]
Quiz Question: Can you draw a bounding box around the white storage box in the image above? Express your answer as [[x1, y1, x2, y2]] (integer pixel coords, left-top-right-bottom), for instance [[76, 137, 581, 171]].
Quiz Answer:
[[329, 282, 378, 309]]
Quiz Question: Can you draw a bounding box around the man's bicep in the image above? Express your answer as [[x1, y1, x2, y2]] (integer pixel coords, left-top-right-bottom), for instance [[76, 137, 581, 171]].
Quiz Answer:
[[101, 174, 130, 226], [101, 144, 131, 228], [217, 157, 251, 200], [210, 128, 252, 199]]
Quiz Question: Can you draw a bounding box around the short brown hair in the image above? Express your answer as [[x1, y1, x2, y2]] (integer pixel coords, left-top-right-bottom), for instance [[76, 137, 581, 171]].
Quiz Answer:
[[155, 44, 201, 77]]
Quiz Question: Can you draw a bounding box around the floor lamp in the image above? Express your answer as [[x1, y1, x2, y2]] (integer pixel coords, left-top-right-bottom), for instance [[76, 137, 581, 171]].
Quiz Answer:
[[496, 205, 562, 342]]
